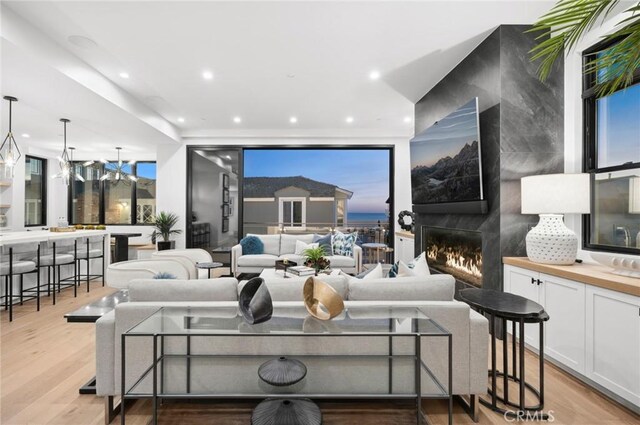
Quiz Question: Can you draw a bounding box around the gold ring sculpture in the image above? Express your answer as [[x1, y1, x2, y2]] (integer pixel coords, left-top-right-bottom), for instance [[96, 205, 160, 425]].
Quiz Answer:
[[303, 276, 345, 320]]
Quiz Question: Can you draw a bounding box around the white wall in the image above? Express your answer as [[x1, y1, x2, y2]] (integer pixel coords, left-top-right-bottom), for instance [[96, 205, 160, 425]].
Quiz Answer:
[[157, 137, 412, 249], [563, 8, 639, 263]]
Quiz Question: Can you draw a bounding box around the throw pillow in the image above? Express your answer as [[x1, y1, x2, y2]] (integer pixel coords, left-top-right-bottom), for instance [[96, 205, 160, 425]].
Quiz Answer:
[[153, 272, 177, 279], [332, 231, 357, 257], [397, 260, 415, 277], [240, 235, 264, 255], [411, 251, 431, 276], [312, 233, 333, 256], [294, 240, 319, 255], [362, 263, 384, 280]]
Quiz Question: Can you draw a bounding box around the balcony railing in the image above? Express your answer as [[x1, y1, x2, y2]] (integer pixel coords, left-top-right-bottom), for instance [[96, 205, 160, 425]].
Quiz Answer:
[[242, 221, 391, 245]]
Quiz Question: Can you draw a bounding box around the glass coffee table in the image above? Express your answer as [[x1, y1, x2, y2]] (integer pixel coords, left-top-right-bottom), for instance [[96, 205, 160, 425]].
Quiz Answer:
[[121, 305, 452, 425]]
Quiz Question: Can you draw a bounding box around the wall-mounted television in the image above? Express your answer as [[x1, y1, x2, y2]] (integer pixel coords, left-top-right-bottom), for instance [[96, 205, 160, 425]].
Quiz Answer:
[[410, 98, 484, 211]]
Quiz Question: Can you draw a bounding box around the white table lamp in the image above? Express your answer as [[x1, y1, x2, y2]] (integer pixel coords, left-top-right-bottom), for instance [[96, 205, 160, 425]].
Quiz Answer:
[[521, 173, 591, 265]]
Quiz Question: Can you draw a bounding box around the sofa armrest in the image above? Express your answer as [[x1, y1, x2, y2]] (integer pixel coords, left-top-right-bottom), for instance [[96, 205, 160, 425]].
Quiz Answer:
[[95, 310, 116, 396], [231, 244, 243, 276], [468, 308, 489, 395], [353, 245, 363, 274]]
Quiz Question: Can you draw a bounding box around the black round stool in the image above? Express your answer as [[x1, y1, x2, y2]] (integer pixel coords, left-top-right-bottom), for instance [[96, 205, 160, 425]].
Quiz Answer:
[[459, 288, 550, 420]]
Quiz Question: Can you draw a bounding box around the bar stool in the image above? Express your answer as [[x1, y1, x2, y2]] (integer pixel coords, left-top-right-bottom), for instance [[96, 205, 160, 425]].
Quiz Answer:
[[66, 235, 106, 292], [35, 238, 77, 305], [1, 242, 40, 322]]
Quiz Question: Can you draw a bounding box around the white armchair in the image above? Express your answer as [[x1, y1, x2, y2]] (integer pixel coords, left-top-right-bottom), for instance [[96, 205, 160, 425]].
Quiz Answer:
[[151, 248, 213, 279], [105, 259, 190, 289]]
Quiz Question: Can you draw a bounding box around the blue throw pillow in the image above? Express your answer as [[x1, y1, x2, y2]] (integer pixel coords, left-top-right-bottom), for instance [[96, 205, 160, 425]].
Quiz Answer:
[[153, 272, 177, 279], [332, 231, 357, 257], [312, 233, 333, 256], [240, 235, 264, 255]]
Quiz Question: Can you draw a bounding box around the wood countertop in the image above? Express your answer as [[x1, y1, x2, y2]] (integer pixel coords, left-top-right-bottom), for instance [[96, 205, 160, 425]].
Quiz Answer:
[[503, 257, 640, 297], [395, 231, 415, 238]]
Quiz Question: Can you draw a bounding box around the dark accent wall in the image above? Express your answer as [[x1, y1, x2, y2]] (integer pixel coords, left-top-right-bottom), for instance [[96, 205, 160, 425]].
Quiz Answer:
[[414, 25, 564, 291]]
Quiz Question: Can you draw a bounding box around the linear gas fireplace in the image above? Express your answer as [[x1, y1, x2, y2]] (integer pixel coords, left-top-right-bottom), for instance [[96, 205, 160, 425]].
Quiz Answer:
[[423, 226, 483, 287]]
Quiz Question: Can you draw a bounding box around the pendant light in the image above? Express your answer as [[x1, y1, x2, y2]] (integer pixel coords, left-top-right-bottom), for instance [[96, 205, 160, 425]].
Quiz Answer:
[[100, 147, 138, 182], [0, 96, 21, 179], [53, 118, 72, 185], [67, 147, 85, 182]]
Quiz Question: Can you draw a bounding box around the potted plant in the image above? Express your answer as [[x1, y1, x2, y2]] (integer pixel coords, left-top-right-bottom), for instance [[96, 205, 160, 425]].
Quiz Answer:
[[151, 211, 182, 251], [303, 246, 331, 275]]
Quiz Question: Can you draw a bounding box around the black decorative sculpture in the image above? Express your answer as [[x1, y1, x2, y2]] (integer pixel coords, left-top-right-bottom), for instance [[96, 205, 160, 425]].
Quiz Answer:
[[251, 399, 322, 425], [397, 210, 415, 232], [239, 277, 273, 324]]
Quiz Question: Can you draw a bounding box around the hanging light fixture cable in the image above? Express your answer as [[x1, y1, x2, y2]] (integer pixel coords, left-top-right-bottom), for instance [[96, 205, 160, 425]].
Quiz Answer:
[[0, 96, 22, 179]]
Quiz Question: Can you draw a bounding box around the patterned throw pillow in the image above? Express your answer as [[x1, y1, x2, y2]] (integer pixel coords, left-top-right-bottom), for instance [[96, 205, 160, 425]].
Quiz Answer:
[[332, 231, 358, 257], [240, 235, 264, 255], [387, 252, 430, 278], [153, 272, 177, 279]]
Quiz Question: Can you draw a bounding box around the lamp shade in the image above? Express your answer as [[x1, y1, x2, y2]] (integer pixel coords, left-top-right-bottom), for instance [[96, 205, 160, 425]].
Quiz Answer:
[[521, 173, 591, 214]]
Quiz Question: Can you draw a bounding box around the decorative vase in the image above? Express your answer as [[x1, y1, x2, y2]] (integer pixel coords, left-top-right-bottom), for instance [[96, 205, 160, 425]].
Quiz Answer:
[[526, 214, 577, 265], [251, 399, 321, 425], [258, 357, 307, 387], [239, 277, 273, 324]]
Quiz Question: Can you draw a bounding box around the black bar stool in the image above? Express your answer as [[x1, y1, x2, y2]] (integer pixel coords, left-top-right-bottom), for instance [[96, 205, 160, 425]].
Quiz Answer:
[[36, 239, 77, 305], [65, 235, 106, 292], [1, 242, 41, 321]]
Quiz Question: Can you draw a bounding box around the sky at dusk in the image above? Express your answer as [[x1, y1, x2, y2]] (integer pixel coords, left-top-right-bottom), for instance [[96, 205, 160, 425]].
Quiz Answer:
[[597, 83, 640, 168], [410, 98, 480, 168], [244, 149, 390, 213]]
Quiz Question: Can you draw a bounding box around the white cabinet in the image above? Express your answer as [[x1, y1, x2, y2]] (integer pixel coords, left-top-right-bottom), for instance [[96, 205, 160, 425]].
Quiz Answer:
[[395, 234, 415, 264], [504, 264, 639, 408], [585, 286, 640, 406]]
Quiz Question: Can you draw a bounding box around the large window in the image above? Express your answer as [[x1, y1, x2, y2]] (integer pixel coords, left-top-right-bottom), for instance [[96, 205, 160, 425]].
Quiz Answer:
[[24, 156, 46, 226], [69, 161, 156, 225], [583, 41, 640, 254]]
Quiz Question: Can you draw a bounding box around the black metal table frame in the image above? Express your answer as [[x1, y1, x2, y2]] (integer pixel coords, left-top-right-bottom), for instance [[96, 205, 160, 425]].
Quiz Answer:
[[120, 313, 453, 425], [477, 307, 548, 420], [195, 262, 223, 279]]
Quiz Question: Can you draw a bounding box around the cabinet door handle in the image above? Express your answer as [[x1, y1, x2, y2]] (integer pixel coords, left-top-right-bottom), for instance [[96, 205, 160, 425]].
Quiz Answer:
[[537, 279, 542, 285], [531, 277, 536, 284]]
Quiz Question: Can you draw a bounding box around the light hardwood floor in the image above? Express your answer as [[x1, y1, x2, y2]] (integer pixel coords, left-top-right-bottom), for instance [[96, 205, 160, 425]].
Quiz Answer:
[[1, 285, 638, 424]]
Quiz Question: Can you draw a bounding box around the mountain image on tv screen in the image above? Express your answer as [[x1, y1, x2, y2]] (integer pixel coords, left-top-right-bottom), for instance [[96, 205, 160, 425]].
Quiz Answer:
[[410, 98, 483, 204]]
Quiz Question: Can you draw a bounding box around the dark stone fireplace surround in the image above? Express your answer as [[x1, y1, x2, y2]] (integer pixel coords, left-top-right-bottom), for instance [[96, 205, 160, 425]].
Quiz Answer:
[[413, 25, 564, 293]]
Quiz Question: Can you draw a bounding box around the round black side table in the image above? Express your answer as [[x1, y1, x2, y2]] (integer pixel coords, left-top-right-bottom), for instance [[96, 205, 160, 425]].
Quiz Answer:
[[196, 261, 223, 279], [459, 288, 550, 420]]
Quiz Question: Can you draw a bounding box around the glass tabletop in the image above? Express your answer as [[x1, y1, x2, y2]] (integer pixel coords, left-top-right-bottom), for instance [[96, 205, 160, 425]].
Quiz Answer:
[[126, 305, 448, 336]]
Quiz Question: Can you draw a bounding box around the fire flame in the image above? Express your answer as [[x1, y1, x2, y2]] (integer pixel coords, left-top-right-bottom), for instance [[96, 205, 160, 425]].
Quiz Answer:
[[427, 246, 482, 278]]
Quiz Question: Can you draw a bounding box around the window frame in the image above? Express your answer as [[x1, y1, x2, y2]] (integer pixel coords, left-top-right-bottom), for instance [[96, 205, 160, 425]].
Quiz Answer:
[[278, 196, 306, 230], [68, 160, 156, 226], [24, 155, 47, 227], [582, 37, 640, 254]]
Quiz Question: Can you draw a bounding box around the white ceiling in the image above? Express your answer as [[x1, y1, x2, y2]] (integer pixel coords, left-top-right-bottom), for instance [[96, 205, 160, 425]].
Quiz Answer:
[[2, 0, 555, 152]]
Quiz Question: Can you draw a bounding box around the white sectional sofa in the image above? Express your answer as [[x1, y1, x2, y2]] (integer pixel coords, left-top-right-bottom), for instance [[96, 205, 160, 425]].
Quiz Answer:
[[231, 233, 363, 276], [96, 272, 487, 422]]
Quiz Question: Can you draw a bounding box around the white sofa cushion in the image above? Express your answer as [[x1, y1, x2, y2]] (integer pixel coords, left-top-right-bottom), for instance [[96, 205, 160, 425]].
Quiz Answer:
[[280, 234, 314, 254], [128, 279, 239, 302], [248, 234, 281, 256], [294, 240, 318, 255], [348, 274, 455, 301], [237, 254, 279, 267], [326, 255, 356, 268]]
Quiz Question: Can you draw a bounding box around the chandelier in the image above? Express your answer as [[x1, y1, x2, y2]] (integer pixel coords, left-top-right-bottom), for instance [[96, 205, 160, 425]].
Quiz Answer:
[[67, 147, 85, 182], [100, 147, 138, 182], [0, 96, 21, 179], [53, 118, 72, 185]]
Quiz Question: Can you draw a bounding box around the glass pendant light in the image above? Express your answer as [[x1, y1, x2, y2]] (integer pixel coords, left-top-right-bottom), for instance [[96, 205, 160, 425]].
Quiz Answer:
[[53, 118, 72, 185], [100, 147, 138, 182], [0, 96, 21, 179], [67, 147, 85, 182]]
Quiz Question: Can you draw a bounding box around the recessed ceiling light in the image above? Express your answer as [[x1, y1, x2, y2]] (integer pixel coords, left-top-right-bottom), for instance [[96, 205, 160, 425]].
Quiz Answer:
[[177, 117, 185, 123], [67, 35, 97, 49], [345, 116, 354, 124], [287, 74, 296, 78], [202, 70, 214, 80], [369, 70, 381, 80], [233, 116, 242, 124], [289, 116, 298, 124], [404, 116, 412, 123], [119, 72, 130, 79], [21, 133, 30, 138]]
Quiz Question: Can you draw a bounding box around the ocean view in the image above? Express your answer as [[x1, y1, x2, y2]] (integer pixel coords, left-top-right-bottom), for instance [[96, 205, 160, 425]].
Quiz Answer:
[[347, 212, 389, 224]]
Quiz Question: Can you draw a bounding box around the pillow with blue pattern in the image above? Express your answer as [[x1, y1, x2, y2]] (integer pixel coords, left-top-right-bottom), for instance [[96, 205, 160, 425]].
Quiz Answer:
[[153, 272, 177, 279], [240, 235, 264, 255], [332, 231, 358, 257]]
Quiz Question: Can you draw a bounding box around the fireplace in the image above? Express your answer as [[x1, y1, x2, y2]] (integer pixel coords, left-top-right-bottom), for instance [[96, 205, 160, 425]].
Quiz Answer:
[[423, 226, 483, 287]]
